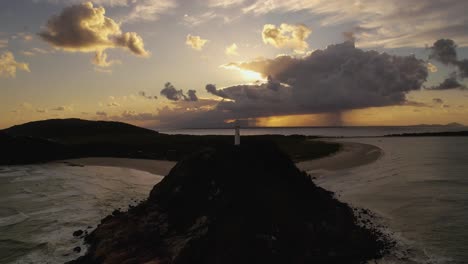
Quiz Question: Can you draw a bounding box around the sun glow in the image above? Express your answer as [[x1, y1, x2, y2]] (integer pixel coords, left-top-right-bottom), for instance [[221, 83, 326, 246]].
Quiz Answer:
[[240, 69, 265, 81]]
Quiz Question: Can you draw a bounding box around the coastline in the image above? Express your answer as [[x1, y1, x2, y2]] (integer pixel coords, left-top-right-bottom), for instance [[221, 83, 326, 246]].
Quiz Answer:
[[296, 141, 382, 172], [60, 141, 382, 175]]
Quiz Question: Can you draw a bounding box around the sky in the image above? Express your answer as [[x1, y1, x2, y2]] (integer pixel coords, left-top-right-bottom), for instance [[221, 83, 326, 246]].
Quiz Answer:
[[1, 0, 468, 129]]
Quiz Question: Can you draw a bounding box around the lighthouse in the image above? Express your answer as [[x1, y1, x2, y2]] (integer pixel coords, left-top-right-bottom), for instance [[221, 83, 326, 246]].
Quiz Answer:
[[234, 120, 240, 146]]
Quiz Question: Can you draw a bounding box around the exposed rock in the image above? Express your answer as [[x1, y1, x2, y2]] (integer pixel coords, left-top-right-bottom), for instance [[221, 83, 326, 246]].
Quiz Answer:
[[70, 142, 390, 264], [73, 230, 84, 237]]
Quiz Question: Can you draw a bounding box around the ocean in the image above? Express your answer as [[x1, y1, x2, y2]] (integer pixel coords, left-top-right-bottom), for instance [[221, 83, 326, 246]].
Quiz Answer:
[[0, 165, 163, 263], [1, 127, 468, 263]]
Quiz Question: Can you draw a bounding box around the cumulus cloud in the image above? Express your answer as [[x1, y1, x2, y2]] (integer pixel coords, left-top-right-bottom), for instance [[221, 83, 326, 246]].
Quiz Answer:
[[429, 39, 458, 65], [161, 41, 428, 127], [160, 82, 198, 101], [428, 39, 468, 86], [39, 2, 149, 66], [225, 43, 239, 56], [0, 51, 30, 78], [186, 34, 208, 50], [262, 23, 311, 52]]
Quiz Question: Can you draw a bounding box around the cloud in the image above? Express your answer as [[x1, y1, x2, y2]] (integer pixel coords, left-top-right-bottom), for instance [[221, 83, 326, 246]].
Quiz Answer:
[[428, 39, 468, 83], [183, 12, 220, 27], [185, 34, 208, 50], [124, 0, 177, 23], [186, 90, 198, 102], [209, 0, 245, 8], [206, 83, 230, 98], [429, 76, 466, 90], [0, 39, 8, 48], [427, 63, 438, 73], [0, 51, 30, 78], [39, 2, 149, 66], [96, 111, 108, 116], [161, 42, 428, 127], [138, 91, 158, 100], [93, 50, 121, 68], [225, 43, 239, 56], [107, 102, 121, 107], [36, 108, 47, 113], [262, 23, 311, 52], [429, 39, 458, 65], [52, 106, 72, 111], [241, 0, 468, 48], [160, 82, 198, 101]]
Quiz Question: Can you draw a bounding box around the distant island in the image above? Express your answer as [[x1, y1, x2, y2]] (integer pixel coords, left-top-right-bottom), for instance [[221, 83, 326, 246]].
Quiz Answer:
[[412, 122, 465, 127]]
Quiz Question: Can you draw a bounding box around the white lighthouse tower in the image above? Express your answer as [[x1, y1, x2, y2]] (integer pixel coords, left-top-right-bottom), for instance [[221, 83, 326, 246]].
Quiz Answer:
[[234, 120, 240, 146]]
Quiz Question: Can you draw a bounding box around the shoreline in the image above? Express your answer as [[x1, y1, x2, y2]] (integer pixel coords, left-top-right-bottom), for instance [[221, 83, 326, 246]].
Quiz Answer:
[[296, 141, 382, 172], [60, 141, 382, 175]]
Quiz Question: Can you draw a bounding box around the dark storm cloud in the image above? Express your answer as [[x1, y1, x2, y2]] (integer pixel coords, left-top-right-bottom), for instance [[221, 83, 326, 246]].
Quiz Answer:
[[429, 39, 458, 65], [429, 76, 466, 90], [205, 84, 230, 99], [429, 39, 468, 80], [157, 42, 430, 127], [160, 82, 198, 102], [225, 42, 428, 113], [186, 89, 199, 102]]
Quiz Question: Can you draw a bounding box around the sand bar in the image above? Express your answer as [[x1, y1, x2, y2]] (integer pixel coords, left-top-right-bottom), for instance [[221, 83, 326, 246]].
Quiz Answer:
[[61, 141, 382, 175]]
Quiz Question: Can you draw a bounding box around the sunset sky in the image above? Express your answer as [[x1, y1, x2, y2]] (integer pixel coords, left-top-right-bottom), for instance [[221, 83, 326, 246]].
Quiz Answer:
[[1, 0, 468, 129]]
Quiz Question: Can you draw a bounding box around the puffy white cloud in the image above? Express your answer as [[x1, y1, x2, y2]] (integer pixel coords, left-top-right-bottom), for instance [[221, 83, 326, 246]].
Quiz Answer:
[[0, 52, 30, 78], [225, 43, 239, 56], [262, 23, 311, 52], [39, 2, 149, 66], [185, 34, 208, 50]]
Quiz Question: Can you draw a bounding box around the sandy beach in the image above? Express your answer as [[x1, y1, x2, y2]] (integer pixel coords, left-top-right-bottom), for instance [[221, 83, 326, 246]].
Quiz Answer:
[[61, 141, 382, 175], [296, 141, 382, 172]]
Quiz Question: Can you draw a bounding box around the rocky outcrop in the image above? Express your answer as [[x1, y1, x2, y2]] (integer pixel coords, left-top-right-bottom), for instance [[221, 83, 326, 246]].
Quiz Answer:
[[70, 142, 389, 264]]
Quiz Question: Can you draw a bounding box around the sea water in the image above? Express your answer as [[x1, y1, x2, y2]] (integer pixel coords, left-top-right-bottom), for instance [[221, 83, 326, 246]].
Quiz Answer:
[[0, 165, 163, 263], [1, 132, 467, 263], [312, 137, 468, 264]]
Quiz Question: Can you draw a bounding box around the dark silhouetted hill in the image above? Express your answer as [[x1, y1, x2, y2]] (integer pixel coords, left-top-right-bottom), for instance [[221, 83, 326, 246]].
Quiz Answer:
[[0, 131, 72, 164], [385, 131, 468, 137], [4, 118, 158, 144], [0, 119, 340, 165], [70, 143, 389, 264]]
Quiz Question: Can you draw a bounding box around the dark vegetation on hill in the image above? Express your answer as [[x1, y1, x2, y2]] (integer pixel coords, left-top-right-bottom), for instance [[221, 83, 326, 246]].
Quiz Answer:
[[0, 119, 340, 165], [385, 131, 468, 137], [70, 143, 391, 264]]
